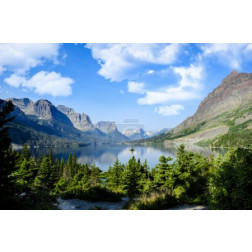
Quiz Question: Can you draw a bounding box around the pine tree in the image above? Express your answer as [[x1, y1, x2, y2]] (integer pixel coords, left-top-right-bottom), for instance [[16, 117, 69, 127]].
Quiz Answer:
[[89, 164, 102, 187], [154, 155, 173, 189], [18, 144, 30, 164], [0, 100, 17, 207], [35, 156, 56, 190], [67, 153, 73, 178], [49, 149, 54, 166], [15, 157, 38, 190], [72, 153, 77, 176], [107, 159, 124, 190], [122, 156, 142, 197]]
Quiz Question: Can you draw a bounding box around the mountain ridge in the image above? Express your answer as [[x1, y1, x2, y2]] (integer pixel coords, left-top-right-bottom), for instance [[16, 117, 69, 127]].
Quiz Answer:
[[138, 70, 252, 147]]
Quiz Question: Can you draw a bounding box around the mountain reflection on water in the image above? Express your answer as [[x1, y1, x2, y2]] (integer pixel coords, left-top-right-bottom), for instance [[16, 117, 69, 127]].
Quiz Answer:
[[30, 144, 225, 171]]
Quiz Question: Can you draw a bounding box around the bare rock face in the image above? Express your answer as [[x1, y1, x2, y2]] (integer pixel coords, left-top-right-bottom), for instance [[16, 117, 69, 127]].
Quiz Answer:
[[173, 70, 252, 134], [7, 98, 34, 114], [95, 121, 129, 142], [9, 98, 73, 126], [57, 105, 95, 132], [95, 121, 117, 134]]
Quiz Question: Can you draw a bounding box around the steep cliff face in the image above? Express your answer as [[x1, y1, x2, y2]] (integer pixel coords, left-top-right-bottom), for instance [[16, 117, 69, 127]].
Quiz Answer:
[[95, 121, 129, 142], [7, 98, 34, 114], [4, 98, 128, 145], [172, 70, 252, 134], [57, 105, 96, 132], [141, 71, 252, 146], [95, 121, 117, 134], [8, 98, 73, 126]]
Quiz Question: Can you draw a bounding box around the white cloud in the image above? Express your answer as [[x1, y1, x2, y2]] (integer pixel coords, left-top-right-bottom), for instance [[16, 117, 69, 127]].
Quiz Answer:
[[154, 105, 184, 116], [119, 89, 125, 94], [137, 64, 203, 105], [128, 81, 146, 94], [0, 43, 61, 74], [4, 71, 74, 96], [86, 43, 181, 82], [147, 70, 154, 74], [201, 43, 252, 69], [4, 74, 26, 88], [173, 64, 202, 88]]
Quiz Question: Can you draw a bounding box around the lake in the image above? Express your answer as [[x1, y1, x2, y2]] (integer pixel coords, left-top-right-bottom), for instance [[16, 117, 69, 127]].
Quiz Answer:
[[29, 144, 224, 171]]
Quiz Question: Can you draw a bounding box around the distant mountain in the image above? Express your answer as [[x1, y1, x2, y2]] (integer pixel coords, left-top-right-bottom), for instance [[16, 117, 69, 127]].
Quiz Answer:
[[122, 128, 146, 140], [95, 121, 129, 142], [57, 105, 104, 137], [122, 127, 170, 140], [141, 70, 252, 147], [3, 98, 130, 147], [145, 128, 170, 137]]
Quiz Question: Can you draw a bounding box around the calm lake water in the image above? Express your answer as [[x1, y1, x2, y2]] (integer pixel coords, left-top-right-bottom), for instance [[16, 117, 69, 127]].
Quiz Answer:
[[30, 144, 224, 171]]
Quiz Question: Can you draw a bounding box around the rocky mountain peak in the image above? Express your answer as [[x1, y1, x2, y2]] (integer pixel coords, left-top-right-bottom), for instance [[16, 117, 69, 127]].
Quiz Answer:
[[95, 121, 117, 134], [7, 97, 34, 114], [222, 70, 238, 83], [57, 105, 95, 132], [172, 71, 252, 134]]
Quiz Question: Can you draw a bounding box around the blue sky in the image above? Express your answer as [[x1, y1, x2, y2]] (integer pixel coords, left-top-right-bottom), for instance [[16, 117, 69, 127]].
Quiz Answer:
[[1, 43, 252, 131]]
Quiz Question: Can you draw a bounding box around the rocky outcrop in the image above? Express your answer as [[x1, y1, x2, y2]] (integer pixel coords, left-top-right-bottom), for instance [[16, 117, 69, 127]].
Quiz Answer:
[[8, 98, 73, 126], [5, 98, 130, 145], [57, 105, 99, 133], [95, 121, 129, 142], [172, 70, 252, 134], [7, 98, 34, 114]]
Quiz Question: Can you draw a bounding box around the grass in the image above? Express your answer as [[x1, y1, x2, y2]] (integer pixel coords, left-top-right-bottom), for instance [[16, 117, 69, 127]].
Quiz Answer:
[[124, 191, 178, 210]]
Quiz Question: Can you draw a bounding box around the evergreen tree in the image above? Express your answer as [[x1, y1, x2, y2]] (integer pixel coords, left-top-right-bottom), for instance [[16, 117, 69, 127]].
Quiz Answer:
[[72, 153, 77, 176], [14, 157, 38, 190], [0, 100, 17, 207], [154, 155, 173, 189], [122, 156, 142, 197], [60, 158, 65, 177], [35, 156, 56, 190], [89, 164, 102, 187], [49, 149, 54, 166], [107, 159, 124, 190], [67, 153, 73, 178], [209, 148, 252, 209], [18, 144, 30, 164]]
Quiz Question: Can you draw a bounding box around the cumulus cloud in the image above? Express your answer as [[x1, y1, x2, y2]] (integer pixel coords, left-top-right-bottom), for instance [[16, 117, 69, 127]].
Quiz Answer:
[[4, 74, 26, 88], [137, 64, 203, 105], [4, 71, 74, 96], [154, 104, 184, 116], [200, 43, 252, 70], [0, 43, 61, 74], [86, 43, 181, 82], [128, 81, 146, 94]]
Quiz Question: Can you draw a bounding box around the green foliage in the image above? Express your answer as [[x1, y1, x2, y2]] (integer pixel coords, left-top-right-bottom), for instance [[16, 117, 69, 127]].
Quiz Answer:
[[212, 129, 252, 148], [153, 155, 173, 189], [209, 148, 252, 209], [126, 191, 178, 210], [1, 104, 252, 213], [14, 157, 38, 189], [0, 100, 18, 206], [122, 156, 143, 197], [106, 159, 124, 191], [34, 156, 57, 190]]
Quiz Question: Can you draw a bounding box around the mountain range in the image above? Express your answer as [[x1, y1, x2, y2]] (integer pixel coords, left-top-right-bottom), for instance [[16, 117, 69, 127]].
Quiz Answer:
[[121, 127, 170, 140], [3, 98, 130, 147], [140, 70, 252, 147], [3, 70, 252, 148]]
